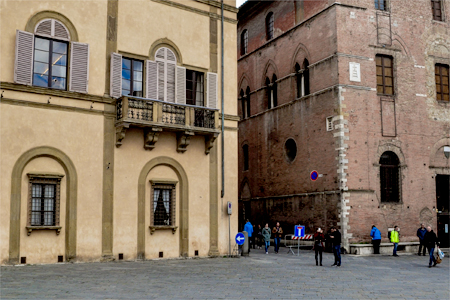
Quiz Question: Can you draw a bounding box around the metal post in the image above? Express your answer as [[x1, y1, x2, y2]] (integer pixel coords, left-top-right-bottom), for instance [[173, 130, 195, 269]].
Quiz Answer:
[[228, 214, 231, 257], [220, 0, 225, 199]]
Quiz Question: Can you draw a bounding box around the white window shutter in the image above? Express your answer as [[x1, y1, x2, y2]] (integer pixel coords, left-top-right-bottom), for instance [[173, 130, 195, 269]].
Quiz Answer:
[[35, 20, 52, 37], [69, 42, 89, 93], [166, 63, 176, 103], [146, 60, 157, 99], [207, 72, 218, 109], [35, 19, 70, 41], [157, 61, 165, 101], [110, 52, 122, 98], [176, 66, 186, 105], [14, 30, 34, 85], [53, 20, 70, 40]]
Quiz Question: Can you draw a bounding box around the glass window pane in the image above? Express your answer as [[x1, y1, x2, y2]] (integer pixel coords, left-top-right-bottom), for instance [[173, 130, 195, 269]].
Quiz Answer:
[[443, 85, 449, 93], [44, 212, 53, 225], [122, 89, 130, 96], [31, 212, 41, 225], [122, 79, 130, 91], [51, 65, 66, 77], [436, 75, 441, 84], [377, 76, 383, 85], [385, 87, 393, 95], [385, 77, 393, 86], [376, 66, 383, 75], [32, 198, 40, 211], [34, 50, 49, 63], [442, 67, 449, 76], [377, 86, 384, 94], [133, 71, 142, 82], [376, 56, 382, 65], [122, 59, 131, 70], [35, 38, 50, 51], [34, 61, 49, 75], [52, 53, 67, 66], [133, 81, 142, 92], [122, 69, 131, 81], [51, 77, 66, 89], [383, 58, 392, 67], [133, 61, 143, 71], [52, 41, 67, 55], [33, 74, 48, 87]]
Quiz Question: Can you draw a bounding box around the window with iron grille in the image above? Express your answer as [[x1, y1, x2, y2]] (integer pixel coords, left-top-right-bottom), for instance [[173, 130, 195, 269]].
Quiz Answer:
[[186, 70, 204, 106], [266, 12, 274, 40], [122, 57, 143, 97], [151, 183, 176, 226], [241, 30, 248, 55], [375, 0, 387, 11], [376, 55, 394, 95], [33, 37, 68, 90], [379, 151, 400, 203], [431, 0, 443, 21], [27, 174, 62, 227], [435, 64, 449, 101]]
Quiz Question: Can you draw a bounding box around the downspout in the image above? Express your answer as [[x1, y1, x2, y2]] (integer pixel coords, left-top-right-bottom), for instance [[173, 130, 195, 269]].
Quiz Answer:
[[221, 0, 225, 198]]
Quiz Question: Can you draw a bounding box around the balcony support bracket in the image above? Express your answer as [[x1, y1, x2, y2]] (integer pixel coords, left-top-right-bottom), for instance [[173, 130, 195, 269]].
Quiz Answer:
[[205, 133, 219, 155], [143, 127, 163, 151], [115, 123, 130, 148], [177, 131, 194, 153]]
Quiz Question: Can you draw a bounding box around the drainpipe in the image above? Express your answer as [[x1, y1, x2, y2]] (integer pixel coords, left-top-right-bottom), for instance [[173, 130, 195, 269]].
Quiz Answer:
[[221, 0, 225, 199]]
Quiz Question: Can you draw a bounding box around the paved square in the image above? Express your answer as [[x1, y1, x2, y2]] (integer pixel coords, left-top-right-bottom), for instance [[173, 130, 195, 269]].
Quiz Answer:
[[1, 249, 449, 299]]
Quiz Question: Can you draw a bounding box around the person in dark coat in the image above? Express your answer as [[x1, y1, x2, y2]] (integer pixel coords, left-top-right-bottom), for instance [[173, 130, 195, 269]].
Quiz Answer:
[[423, 226, 440, 268], [416, 223, 427, 256], [313, 228, 325, 266], [329, 226, 341, 267], [370, 225, 382, 254]]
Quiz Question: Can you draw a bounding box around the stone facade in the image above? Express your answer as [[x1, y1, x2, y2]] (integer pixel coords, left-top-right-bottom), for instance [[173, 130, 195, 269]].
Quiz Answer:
[[1, 0, 238, 265], [237, 0, 450, 250]]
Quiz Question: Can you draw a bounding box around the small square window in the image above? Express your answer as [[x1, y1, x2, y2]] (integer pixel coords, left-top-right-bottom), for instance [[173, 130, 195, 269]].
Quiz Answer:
[[326, 116, 334, 131], [375, 0, 388, 11]]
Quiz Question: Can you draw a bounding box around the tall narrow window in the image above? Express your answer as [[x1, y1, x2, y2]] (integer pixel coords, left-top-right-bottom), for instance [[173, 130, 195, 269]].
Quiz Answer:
[[239, 89, 246, 119], [243, 144, 249, 171], [379, 151, 400, 203], [245, 86, 251, 117], [186, 70, 204, 106], [151, 183, 176, 226], [376, 55, 394, 95], [272, 74, 278, 107], [303, 59, 310, 96], [435, 64, 449, 101], [266, 76, 277, 109], [33, 37, 68, 90], [295, 63, 302, 98], [431, 0, 443, 21], [266, 12, 274, 40], [375, 0, 387, 11], [122, 58, 143, 97], [241, 30, 248, 55]]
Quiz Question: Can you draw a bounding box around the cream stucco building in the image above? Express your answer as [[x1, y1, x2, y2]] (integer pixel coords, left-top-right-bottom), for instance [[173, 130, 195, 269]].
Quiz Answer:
[[0, 0, 238, 265]]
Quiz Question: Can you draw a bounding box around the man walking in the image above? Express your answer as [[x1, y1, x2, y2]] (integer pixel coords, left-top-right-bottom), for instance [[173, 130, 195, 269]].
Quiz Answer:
[[329, 227, 341, 267], [390, 226, 400, 256], [423, 226, 440, 268], [243, 219, 253, 252], [370, 225, 382, 254], [417, 223, 427, 256], [272, 222, 283, 254]]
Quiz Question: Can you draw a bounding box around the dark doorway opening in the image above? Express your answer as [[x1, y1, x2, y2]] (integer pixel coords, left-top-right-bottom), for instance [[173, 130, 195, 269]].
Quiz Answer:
[[436, 175, 449, 248]]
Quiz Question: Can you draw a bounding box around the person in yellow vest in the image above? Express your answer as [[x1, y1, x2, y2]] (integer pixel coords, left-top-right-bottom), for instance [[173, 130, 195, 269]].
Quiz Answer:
[[390, 226, 400, 256]]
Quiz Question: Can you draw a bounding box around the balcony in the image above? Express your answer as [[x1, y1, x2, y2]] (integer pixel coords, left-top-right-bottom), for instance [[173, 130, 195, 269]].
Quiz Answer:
[[115, 96, 219, 154]]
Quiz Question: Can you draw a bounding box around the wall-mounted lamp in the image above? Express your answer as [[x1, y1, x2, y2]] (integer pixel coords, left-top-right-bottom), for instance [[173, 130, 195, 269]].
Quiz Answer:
[[444, 146, 450, 159]]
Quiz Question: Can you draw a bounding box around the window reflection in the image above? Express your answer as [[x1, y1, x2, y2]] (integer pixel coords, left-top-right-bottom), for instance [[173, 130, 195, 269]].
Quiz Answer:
[[122, 58, 143, 97], [32, 37, 67, 90]]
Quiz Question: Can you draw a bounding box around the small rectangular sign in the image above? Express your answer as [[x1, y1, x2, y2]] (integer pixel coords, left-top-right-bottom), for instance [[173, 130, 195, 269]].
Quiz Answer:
[[227, 202, 232, 215], [294, 225, 305, 238]]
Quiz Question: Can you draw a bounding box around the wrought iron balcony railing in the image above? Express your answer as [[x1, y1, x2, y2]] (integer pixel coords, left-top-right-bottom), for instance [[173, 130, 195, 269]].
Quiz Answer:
[[115, 96, 219, 153]]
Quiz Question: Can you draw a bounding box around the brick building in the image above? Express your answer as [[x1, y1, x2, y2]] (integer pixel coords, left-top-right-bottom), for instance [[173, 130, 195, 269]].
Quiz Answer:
[[237, 0, 449, 250]]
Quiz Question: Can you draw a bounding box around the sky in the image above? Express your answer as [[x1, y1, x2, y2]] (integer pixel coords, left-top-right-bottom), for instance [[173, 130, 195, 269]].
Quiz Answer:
[[236, 0, 247, 8]]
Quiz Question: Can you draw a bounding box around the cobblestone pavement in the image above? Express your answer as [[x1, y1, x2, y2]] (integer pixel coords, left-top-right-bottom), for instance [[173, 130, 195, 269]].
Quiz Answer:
[[1, 248, 449, 299]]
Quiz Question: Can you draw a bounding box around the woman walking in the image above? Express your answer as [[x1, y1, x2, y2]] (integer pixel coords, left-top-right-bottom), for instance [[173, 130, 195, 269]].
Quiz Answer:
[[313, 228, 325, 266], [262, 223, 271, 254]]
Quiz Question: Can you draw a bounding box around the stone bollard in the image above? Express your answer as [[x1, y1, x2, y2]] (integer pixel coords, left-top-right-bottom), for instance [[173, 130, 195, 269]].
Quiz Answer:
[[242, 231, 249, 256]]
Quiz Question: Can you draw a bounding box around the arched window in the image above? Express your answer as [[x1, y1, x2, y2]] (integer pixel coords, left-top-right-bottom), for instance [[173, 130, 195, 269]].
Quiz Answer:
[[245, 86, 251, 117], [295, 63, 302, 98], [266, 76, 277, 109], [239, 89, 245, 119], [243, 144, 249, 171], [303, 59, 310, 96], [271, 74, 277, 108], [241, 30, 248, 55], [155, 47, 177, 102], [266, 12, 274, 40], [15, 18, 89, 93], [379, 151, 401, 203]]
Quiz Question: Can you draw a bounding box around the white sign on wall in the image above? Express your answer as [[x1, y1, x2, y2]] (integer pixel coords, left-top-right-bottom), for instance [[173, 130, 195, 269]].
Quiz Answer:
[[349, 62, 361, 82]]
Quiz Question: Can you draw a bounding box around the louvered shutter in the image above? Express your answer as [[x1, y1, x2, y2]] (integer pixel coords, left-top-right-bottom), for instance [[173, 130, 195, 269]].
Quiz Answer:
[[176, 66, 186, 105], [35, 20, 52, 37], [207, 72, 218, 109], [110, 52, 122, 98], [146, 60, 157, 99], [14, 30, 34, 85], [157, 61, 165, 101], [35, 19, 70, 41], [69, 42, 89, 93], [166, 63, 176, 103], [54, 20, 70, 40]]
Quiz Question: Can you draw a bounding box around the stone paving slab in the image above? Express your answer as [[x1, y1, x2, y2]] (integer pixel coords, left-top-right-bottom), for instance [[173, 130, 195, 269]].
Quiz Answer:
[[1, 248, 449, 299]]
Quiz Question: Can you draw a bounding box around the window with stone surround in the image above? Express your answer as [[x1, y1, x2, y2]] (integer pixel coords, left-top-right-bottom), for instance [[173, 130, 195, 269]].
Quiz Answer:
[[151, 182, 176, 226], [431, 0, 443, 21], [241, 29, 248, 55], [266, 12, 274, 40], [379, 151, 400, 203], [27, 173, 63, 235], [374, 0, 388, 11], [376, 55, 394, 95], [435, 64, 449, 101], [267, 75, 277, 109]]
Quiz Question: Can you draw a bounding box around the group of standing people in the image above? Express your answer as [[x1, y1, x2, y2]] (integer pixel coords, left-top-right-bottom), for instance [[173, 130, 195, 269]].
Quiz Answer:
[[243, 220, 283, 254], [370, 223, 441, 267], [313, 227, 341, 267]]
